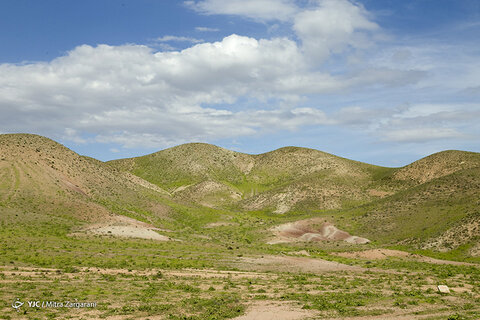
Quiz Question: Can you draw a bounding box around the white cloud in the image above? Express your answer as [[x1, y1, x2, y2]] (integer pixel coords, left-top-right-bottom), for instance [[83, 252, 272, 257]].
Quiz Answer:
[[381, 128, 465, 143], [367, 43, 480, 94], [363, 103, 480, 143], [195, 26, 219, 32], [0, 36, 340, 148], [154, 35, 204, 43], [293, 0, 378, 62], [62, 128, 86, 144], [2, 0, 472, 152], [150, 43, 176, 51], [187, 0, 380, 64], [185, 0, 298, 22]]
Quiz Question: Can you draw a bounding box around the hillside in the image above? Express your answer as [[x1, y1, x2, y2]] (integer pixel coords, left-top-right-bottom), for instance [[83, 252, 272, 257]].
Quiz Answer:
[[110, 144, 396, 212], [3, 134, 478, 254], [0, 134, 172, 238], [344, 159, 480, 255], [393, 150, 480, 183], [109, 142, 480, 254]]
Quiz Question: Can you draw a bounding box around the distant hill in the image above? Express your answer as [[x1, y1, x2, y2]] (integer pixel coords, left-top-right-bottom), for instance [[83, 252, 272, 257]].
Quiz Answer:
[[109, 143, 396, 212], [346, 152, 480, 255], [393, 150, 480, 183], [2, 133, 479, 256]]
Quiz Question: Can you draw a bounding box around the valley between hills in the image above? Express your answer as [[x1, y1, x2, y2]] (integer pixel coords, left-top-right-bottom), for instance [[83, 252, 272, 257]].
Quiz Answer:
[[1, 133, 479, 319]]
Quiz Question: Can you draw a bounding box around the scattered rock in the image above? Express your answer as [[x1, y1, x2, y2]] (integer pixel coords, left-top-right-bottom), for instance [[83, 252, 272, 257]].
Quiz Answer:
[[437, 285, 450, 294]]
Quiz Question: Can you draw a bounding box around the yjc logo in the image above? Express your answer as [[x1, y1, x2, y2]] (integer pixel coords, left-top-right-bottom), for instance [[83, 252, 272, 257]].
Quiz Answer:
[[28, 301, 41, 307], [12, 298, 24, 312]]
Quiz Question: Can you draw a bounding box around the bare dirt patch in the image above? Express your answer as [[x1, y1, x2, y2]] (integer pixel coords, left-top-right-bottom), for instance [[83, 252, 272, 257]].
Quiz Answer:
[[268, 218, 369, 245], [339, 307, 457, 320], [166, 268, 278, 280], [73, 215, 172, 241], [335, 249, 410, 260], [237, 255, 362, 273], [290, 250, 311, 256], [233, 300, 317, 320], [334, 249, 478, 266], [88, 225, 170, 240], [171, 184, 193, 194], [0, 265, 279, 281]]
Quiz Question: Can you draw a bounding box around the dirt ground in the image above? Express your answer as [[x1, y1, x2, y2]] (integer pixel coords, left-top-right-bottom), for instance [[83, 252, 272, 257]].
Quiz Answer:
[[233, 301, 317, 320], [72, 214, 173, 241], [237, 254, 362, 273], [268, 218, 370, 245], [334, 249, 476, 266]]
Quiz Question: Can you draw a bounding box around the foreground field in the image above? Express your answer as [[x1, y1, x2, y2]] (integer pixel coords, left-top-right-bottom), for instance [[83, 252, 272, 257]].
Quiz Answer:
[[1, 251, 480, 319]]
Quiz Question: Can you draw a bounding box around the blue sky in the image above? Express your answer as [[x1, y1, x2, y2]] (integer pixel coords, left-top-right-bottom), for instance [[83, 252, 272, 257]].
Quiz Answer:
[[0, 0, 479, 166]]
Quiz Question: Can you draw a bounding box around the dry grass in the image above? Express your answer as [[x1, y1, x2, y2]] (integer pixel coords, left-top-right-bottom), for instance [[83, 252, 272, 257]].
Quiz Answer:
[[1, 134, 480, 319]]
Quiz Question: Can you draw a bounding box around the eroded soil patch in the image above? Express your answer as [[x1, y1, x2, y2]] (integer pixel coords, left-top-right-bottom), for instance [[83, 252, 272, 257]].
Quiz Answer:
[[268, 218, 369, 245]]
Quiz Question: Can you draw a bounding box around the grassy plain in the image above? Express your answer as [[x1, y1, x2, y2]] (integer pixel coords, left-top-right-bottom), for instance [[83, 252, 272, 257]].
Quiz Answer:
[[0, 134, 479, 319]]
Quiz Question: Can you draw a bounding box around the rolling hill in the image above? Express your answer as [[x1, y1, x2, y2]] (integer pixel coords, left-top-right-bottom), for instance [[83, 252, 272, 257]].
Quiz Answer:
[[347, 165, 480, 255], [1, 133, 479, 257], [0, 134, 173, 240], [109, 143, 480, 255], [109, 144, 398, 212]]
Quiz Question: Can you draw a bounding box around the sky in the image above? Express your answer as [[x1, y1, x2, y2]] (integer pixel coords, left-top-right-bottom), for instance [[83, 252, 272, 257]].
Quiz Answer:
[[0, 0, 479, 166]]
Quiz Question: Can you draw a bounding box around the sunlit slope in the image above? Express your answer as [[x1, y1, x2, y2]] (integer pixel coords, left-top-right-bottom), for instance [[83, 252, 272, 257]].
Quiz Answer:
[[237, 147, 396, 213], [109, 143, 253, 208], [0, 134, 170, 225], [110, 144, 396, 212], [393, 150, 480, 184], [347, 160, 480, 255]]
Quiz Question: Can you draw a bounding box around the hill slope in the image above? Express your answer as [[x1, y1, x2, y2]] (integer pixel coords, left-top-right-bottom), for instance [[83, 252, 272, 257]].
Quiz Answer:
[[109, 144, 396, 212], [0, 134, 171, 235], [393, 150, 480, 183], [344, 158, 480, 254]]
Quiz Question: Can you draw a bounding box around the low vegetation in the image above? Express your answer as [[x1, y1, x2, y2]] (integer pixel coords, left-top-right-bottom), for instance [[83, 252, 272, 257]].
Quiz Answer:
[[0, 133, 479, 319]]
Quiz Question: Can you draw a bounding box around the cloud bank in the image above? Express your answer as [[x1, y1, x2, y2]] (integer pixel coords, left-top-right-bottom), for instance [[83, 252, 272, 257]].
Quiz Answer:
[[0, 0, 477, 157]]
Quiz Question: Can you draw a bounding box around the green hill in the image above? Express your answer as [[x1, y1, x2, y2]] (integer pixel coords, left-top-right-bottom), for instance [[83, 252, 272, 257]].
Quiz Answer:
[[342, 152, 480, 256], [2, 134, 479, 258], [110, 144, 397, 212], [110, 142, 480, 254], [0, 134, 172, 237], [392, 150, 480, 183]]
